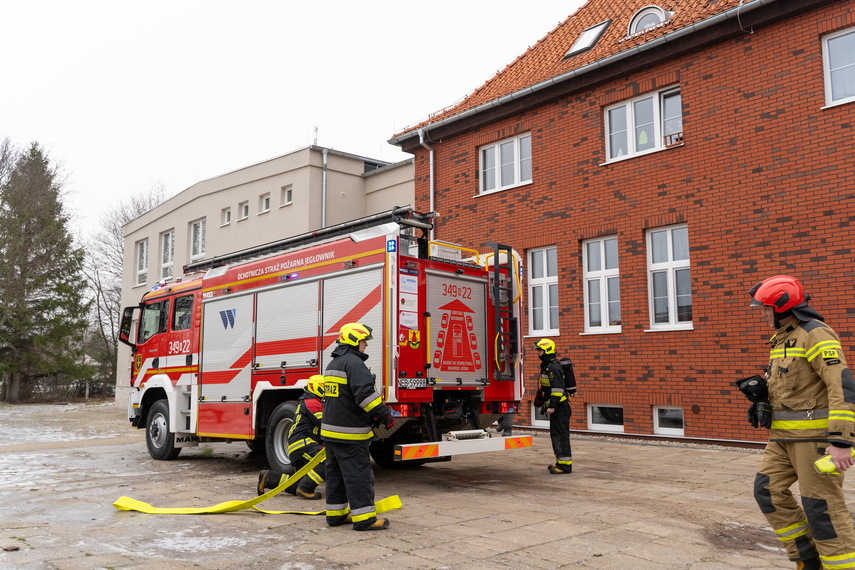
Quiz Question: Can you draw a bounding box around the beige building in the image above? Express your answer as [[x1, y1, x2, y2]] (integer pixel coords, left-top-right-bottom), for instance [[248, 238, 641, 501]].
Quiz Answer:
[[118, 145, 414, 403]]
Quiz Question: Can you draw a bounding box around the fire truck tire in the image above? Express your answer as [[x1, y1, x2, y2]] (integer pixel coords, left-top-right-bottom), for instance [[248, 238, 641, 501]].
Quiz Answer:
[[146, 399, 181, 461], [265, 401, 297, 473], [245, 437, 265, 453]]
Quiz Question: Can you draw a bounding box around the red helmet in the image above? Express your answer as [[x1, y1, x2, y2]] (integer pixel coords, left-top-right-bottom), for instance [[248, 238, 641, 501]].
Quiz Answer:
[[749, 275, 805, 313]]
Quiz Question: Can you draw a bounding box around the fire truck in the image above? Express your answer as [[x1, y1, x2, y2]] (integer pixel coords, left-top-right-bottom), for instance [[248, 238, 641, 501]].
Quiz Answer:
[[119, 207, 527, 472]]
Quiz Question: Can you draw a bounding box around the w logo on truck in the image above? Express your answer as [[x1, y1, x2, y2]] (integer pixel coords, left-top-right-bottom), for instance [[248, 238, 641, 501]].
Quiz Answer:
[[219, 309, 237, 329]]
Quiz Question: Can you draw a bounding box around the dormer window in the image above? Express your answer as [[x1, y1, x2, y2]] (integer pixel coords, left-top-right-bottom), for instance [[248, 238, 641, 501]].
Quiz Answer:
[[565, 20, 610, 58], [629, 6, 672, 35]]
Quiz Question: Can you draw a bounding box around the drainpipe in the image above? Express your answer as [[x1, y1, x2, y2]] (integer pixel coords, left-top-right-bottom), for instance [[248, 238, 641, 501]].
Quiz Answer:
[[321, 148, 329, 228], [418, 128, 435, 241]]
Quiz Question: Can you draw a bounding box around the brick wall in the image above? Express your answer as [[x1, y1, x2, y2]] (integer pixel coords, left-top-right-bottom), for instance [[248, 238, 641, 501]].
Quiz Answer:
[[410, 1, 855, 442]]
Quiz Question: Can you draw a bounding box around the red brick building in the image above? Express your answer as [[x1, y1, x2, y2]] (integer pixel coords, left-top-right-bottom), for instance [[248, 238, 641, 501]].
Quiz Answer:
[[390, 0, 855, 442]]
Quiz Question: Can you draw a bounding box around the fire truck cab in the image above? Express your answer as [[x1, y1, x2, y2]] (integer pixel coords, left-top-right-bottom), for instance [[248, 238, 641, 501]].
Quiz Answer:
[[119, 207, 525, 472]]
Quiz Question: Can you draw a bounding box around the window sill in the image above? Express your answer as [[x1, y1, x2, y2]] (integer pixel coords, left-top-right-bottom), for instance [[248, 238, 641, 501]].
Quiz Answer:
[[600, 142, 683, 166], [279, 202, 293, 208], [579, 328, 621, 335], [644, 324, 694, 332], [238, 216, 248, 222], [219, 222, 230, 228], [133, 282, 147, 289], [821, 97, 855, 110], [257, 210, 270, 216], [474, 179, 533, 198], [523, 332, 559, 339]]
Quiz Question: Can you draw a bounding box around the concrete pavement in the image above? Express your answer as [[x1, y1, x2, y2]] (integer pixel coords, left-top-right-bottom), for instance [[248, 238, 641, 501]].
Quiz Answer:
[[0, 402, 842, 568]]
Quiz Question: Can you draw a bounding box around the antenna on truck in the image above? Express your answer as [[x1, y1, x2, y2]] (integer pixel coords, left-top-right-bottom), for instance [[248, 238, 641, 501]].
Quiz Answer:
[[183, 206, 434, 274]]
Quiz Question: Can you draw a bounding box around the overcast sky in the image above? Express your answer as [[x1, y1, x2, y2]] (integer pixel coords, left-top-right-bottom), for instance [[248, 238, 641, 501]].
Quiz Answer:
[[0, 1, 585, 236]]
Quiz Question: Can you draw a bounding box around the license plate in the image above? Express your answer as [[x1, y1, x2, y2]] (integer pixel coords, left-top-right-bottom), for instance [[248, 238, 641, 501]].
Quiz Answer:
[[398, 377, 428, 389]]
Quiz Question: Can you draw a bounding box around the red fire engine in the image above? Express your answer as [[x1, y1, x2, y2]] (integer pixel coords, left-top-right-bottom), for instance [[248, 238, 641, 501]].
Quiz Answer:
[[119, 207, 528, 472]]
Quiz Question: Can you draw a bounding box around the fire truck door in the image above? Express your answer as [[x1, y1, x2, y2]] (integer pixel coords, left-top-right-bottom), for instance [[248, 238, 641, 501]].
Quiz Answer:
[[133, 298, 170, 385], [425, 271, 488, 388], [255, 281, 320, 374], [320, 268, 383, 378], [198, 293, 255, 437]]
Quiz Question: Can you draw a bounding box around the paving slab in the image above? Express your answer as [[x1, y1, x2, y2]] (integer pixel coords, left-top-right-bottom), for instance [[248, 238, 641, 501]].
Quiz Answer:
[[2, 402, 854, 568]]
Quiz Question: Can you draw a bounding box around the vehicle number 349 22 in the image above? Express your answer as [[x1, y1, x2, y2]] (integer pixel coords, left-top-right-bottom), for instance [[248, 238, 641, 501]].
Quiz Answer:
[[168, 340, 191, 354]]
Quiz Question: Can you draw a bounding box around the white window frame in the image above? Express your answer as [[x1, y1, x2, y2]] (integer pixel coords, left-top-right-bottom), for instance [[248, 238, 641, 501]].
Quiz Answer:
[[160, 230, 174, 280], [628, 6, 672, 35], [479, 133, 532, 195], [259, 193, 271, 214], [190, 219, 206, 262], [582, 236, 621, 334], [587, 404, 624, 433], [527, 246, 559, 335], [604, 86, 682, 163], [565, 20, 610, 58], [653, 406, 685, 436], [530, 403, 549, 429], [646, 224, 692, 330], [239, 201, 249, 220], [135, 239, 148, 286], [822, 26, 855, 108], [281, 185, 293, 206], [221, 207, 231, 226]]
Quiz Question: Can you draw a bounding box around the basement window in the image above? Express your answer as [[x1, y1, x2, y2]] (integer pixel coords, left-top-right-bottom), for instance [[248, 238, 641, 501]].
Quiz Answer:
[[588, 404, 624, 433], [653, 406, 685, 436], [565, 20, 610, 58]]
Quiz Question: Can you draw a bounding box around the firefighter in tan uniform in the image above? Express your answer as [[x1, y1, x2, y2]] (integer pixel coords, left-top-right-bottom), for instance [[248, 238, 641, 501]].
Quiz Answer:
[[742, 276, 855, 570]]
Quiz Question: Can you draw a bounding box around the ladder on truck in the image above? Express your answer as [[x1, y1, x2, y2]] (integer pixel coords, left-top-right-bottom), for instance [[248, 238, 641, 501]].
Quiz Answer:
[[487, 242, 518, 381]]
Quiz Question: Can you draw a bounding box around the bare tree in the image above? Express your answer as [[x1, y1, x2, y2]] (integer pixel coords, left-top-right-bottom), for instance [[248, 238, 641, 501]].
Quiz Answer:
[[82, 182, 168, 395]]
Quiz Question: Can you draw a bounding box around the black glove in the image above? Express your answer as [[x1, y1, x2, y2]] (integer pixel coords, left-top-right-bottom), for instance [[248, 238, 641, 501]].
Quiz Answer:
[[534, 390, 545, 408], [735, 374, 769, 403], [384, 415, 395, 429], [747, 401, 773, 429]]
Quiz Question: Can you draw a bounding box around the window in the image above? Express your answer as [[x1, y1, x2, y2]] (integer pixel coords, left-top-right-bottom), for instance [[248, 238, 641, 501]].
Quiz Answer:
[[647, 225, 691, 329], [480, 133, 532, 194], [160, 230, 174, 280], [653, 406, 684, 436], [605, 87, 682, 162], [190, 219, 206, 261], [259, 193, 271, 214], [583, 236, 620, 332], [239, 201, 249, 220], [528, 247, 558, 334], [221, 207, 231, 226], [588, 404, 624, 433], [172, 295, 194, 331], [138, 300, 169, 344], [135, 239, 148, 286], [822, 27, 855, 107], [281, 185, 293, 206], [628, 6, 672, 35], [565, 20, 610, 58], [531, 403, 549, 428]]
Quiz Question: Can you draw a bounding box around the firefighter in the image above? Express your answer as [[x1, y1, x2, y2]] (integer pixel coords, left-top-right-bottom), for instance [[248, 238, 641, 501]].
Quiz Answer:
[[321, 323, 395, 531], [533, 339, 572, 474], [743, 275, 855, 569], [257, 374, 326, 500]]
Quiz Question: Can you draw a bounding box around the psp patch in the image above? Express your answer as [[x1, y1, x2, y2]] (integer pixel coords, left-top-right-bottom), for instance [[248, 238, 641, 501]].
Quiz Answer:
[[823, 348, 839, 360]]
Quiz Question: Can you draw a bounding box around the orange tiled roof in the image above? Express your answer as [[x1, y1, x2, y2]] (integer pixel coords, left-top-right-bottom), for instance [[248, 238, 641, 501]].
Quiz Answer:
[[393, 0, 745, 139]]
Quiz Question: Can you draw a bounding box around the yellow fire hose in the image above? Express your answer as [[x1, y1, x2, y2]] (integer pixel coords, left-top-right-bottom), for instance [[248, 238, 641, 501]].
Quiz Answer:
[[112, 449, 402, 516]]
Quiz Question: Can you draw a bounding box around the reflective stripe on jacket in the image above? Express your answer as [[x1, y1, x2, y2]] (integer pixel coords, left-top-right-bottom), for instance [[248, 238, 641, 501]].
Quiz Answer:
[[767, 318, 855, 445], [539, 356, 567, 408], [321, 343, 390, 443], [288, 392, 323, 454]]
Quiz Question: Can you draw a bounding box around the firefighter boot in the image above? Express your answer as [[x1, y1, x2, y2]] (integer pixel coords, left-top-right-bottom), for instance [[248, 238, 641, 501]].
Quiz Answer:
[[327, 514, 352, 527], [502, 413, 514, 436], [354, 517, 390, 531], [296, 477, 322, 500], [494, 416, 504, 433], [796, 556, 821, 570], [257, 470, 285, 495]]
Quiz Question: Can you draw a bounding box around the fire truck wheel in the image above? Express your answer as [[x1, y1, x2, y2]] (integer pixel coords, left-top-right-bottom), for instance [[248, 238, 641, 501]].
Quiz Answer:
[[265, 401, 297, 473], [146, 399, 181, 461]]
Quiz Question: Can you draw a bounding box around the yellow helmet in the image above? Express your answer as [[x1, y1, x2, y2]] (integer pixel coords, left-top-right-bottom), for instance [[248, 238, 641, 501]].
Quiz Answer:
[[339, 322, 373, 346], [535, 339, 556, 354], [306, 375, 325, 398]]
